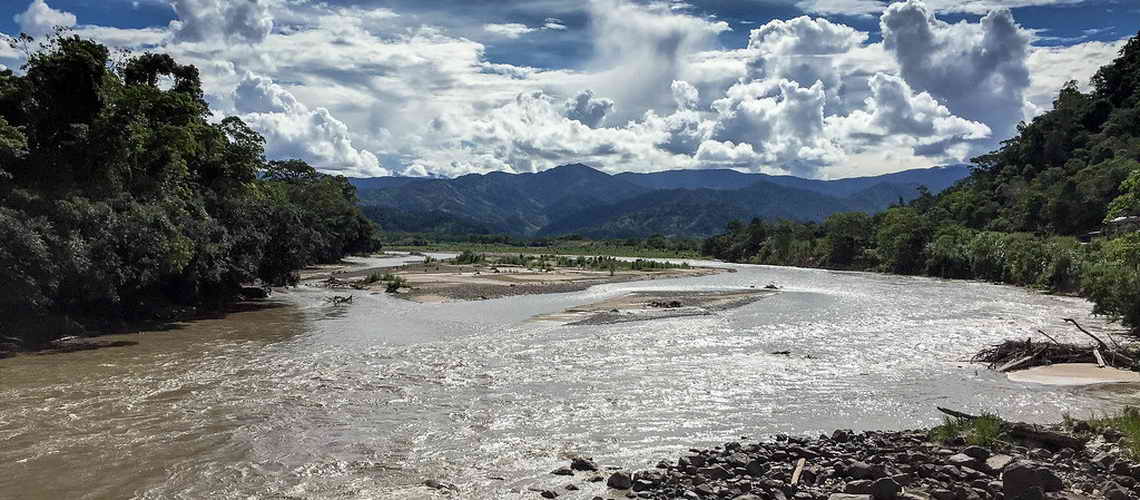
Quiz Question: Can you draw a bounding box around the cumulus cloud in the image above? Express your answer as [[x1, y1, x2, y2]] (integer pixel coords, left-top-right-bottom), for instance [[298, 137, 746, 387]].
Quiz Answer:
[[586, 0, 731, 123], [233, 73, 387, 177], [799, 0, 1087, 16], [880, 0, 1030, 142], [170, 0, 273, 44], [13, 0, 76, 38], [17, 0, 1124, 179], [563, 90, 615, 128]]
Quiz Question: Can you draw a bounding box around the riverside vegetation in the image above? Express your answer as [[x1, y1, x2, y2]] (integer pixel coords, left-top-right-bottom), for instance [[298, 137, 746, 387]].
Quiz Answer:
[[0, 34, 378, 348], [702, 33, 1140, 332]]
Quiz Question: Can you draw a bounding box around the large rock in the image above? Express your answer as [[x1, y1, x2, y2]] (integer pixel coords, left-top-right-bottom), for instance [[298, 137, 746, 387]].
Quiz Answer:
[[986, 454, 1014, 472], [607, 471, 632, 489], [1103, 481, 1131, 500], [961, 446, 991, 460], [1003, 461, 1062, 496], [870, 477, 901, 500], [571, 456, 599, 471]]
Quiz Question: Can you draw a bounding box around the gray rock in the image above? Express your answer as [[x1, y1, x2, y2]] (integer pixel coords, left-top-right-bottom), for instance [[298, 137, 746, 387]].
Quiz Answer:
[[870, 477, 901, 500], [948, 453, 978, 467], [986, 454, 1014, 472], [570, 456, 599, 472], [845, 480, 873, 494], [1003, 461, 1062, 496], [733, 496, 763, 500], [1094, 452, 1117, 469], [961, 446, 991, 460], [539, 490, 558, 499], [829, 496, 871, 500], [1103, 481, 1131, 500], [929, 490, 955, 500], [423, 479, 457, 491], [608, 471, 633, 489], [551, 466, 573, 476], [1009, 486, 1045, 500]]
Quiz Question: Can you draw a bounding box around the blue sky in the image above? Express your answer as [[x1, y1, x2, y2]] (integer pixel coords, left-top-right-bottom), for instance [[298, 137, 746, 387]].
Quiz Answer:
[[2, 0, 1135, 179]]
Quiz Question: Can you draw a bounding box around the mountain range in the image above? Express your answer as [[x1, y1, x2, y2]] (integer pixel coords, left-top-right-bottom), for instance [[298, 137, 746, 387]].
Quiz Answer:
[[351, 164, 971, 238]]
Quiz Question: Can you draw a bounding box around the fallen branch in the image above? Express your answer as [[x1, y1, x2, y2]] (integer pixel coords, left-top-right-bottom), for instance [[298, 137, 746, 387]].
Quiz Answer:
[[1064, 318, 1109, 351], [1035, 330, 1062, 345], [936, 407, 1086, 450]]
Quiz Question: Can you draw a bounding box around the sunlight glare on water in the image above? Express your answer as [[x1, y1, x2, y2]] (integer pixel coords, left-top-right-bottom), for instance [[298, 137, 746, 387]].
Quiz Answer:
[[1, 259, 1136, 499]]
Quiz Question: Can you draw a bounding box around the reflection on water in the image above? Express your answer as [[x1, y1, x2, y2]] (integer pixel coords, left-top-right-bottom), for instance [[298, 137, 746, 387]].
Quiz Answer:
[[2, 258, 1138, 499]]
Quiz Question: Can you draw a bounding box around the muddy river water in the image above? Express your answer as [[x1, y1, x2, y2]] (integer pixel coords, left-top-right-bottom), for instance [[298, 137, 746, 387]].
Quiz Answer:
[[1, 255, 1135, 499]]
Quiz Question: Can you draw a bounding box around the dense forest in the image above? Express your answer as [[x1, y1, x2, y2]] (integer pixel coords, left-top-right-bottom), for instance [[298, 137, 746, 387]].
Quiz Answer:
[[0, 35, 378, 346], [704, 33, 1140, 330]]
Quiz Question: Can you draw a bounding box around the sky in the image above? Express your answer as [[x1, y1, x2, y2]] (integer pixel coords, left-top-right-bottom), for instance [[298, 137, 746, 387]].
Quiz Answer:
[[1, 0, 1136, 179]]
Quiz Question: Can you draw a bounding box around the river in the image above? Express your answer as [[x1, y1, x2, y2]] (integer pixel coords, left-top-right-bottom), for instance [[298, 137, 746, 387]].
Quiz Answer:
[[0, 255, 1133, 499]]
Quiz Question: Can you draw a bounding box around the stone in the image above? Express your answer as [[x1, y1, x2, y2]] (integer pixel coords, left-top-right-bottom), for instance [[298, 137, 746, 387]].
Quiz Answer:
[[848, 462, 887, 480], [961, 446, 992, 460], [1094, 452, 1117, 469], [929, 489, 955, 500], [870, 477, 901, 500], [551, 466, 573, 476], [985, 454, 1014, 472], [574, 455, 601, 471], [845, 480, 874, 494], [540, 490, 559, 499], [733, 496, 763, 500], [565, 484, 578, 491], [1003, 461, 1062, 496], [829, 496, 872, 500], [1102, 481, 1131, 500], [423, 479, 457, 491], [833, 429, 853, 443], [1009, 486, 1045, 500], [608, 471, 633, 490], [948, 453, 978, 467]]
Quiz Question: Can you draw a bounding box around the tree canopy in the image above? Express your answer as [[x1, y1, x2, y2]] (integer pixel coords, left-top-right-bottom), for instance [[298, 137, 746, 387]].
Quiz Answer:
[[0, 34, 379, 345]]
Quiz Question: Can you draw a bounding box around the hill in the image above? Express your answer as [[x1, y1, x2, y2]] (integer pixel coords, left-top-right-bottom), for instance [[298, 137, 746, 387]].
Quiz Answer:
[[352, 165, 969, 237]]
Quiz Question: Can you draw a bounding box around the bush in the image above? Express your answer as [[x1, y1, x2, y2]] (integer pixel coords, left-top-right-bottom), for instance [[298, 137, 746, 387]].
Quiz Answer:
[[1081, 233, 1140, 328]]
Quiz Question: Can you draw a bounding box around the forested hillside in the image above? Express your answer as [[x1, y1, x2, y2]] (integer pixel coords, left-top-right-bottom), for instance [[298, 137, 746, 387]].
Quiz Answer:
[[353, 164, 968, 237], [0, 35, 378, 345], [704, 33, 1140, 330]]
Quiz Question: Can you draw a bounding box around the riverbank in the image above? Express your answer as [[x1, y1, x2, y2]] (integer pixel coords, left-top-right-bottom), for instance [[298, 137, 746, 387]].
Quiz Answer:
[[529, 412, 1140, 500], [305, 254, 728, 303]]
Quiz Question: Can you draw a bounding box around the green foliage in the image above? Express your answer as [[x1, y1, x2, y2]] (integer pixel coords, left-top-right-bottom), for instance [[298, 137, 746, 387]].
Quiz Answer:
[[385, 275, 406, 293], [1066, 407, 1140, 458], [454, 250, 485, 265], [702, 31, 1140, 331], [928, 413, 1005, 447], [0, 34, 379, 344], [1081, 233, 1140, 327]]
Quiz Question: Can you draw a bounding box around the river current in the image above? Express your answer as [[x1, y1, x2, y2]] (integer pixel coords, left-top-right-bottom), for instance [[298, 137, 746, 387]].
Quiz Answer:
[[1, 255, 1133, 499]]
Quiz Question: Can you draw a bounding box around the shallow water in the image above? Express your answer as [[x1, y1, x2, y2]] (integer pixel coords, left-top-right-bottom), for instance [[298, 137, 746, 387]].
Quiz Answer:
[[2, 257, 1136, 499]]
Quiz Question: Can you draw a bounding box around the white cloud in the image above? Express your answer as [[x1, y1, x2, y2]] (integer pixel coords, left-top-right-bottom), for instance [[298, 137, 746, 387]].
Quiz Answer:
[[15, 0, 1124, 180], [484, 23, 537, 39], [1024, 39, 1127, 117], [880, 0, 1030, 141], [170, 0, 273, 44], [13, 0, 76, 38], [798, 0, 1087, 16], [233, 73, 388, 177]]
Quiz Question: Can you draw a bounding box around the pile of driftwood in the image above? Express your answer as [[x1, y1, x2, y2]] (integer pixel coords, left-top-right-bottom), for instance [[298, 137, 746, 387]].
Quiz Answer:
[[973, 318, 1137, 373]]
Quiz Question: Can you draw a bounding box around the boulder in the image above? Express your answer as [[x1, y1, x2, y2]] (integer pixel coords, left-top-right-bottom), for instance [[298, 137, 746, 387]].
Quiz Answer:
[[870, 477, 901, 500], [845, 480, 873, 494], [986, 454, 1014, 472], [571, 456, 599, 472], [961, 446, 991, 460], [608, 471, 633, 489], [1102, 481, 1131, 500], [1002, 461, 1062, 496]]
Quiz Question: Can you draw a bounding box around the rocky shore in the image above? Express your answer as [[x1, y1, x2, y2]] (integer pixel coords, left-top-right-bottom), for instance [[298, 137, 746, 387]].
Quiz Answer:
[[530, 421, 1140, 500]]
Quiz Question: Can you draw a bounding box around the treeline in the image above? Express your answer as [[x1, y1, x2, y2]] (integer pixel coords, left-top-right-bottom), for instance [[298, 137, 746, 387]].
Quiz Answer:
[[704, 33, 1140, 330], [0, 35, 378, 345], [383, 230, 702, 253]]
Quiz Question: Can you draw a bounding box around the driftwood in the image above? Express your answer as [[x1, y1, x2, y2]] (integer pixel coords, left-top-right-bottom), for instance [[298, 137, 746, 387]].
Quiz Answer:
[[325, 295, 353, 305], [791, 458, 805, 485], [1094, 348, 1106, 368], [1035, 329, 1062, 345], [937, 407, 1086, 450]]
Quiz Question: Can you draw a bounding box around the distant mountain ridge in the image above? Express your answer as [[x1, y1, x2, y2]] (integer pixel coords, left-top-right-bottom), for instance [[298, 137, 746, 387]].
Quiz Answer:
[[351, 164, 971, 237]]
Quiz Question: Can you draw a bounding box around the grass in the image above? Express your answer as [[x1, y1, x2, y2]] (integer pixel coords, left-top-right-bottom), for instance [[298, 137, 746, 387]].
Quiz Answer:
[[385, 276, 406, 293], [1064, 406, 1140, 458], [929, 413, 1006, 447]]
